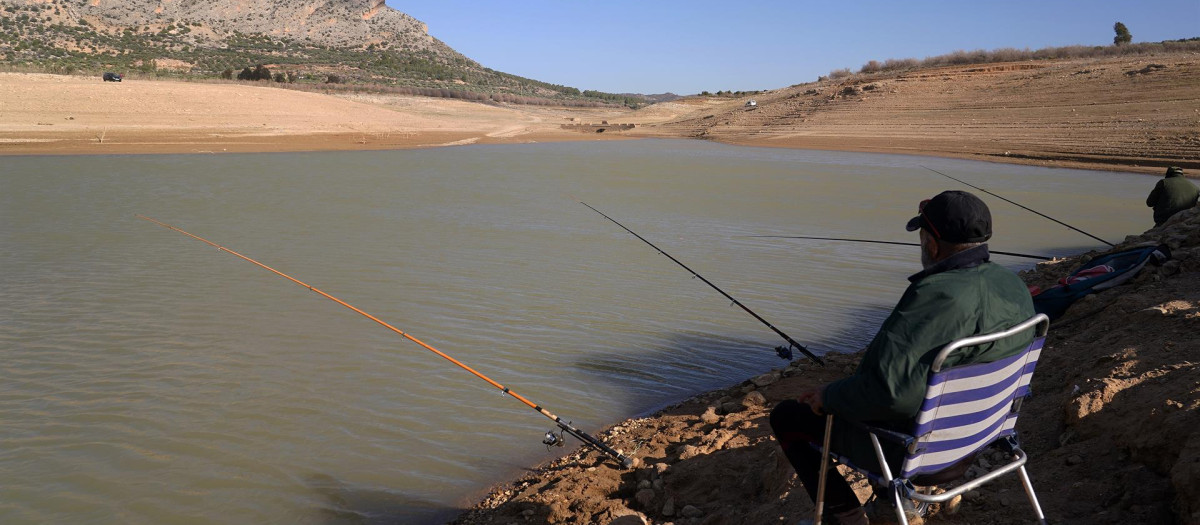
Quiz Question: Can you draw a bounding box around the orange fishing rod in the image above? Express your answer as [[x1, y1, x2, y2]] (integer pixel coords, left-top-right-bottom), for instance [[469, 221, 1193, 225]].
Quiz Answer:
[[137, 215, 633, 468]]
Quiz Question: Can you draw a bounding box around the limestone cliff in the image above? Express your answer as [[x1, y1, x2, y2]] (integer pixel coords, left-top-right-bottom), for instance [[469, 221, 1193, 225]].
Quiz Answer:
[[14, 0, 452, 52]]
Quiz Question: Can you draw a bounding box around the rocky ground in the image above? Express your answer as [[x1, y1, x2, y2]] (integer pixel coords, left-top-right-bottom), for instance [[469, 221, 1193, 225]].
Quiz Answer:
[[451, 206, 1200, 525]]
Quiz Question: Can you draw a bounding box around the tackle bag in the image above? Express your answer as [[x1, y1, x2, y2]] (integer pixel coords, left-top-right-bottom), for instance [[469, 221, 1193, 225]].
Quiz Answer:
[[1031, 244, 1170, 321]]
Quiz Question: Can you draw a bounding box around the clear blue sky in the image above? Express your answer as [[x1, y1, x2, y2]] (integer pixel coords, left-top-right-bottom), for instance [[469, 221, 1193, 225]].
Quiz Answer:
[[389, 1, 1199, 95]]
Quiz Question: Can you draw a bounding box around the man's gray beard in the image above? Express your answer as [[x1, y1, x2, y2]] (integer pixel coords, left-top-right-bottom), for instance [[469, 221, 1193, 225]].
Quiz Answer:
[[921, 245, 935, 269]]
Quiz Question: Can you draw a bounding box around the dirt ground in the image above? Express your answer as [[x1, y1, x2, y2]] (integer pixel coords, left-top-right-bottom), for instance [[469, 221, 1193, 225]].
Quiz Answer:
[[451, 207, 1200, 525], [0, 74, 640, 155], [2, 52, 1197, 176], [630, 54, 1200, 176]]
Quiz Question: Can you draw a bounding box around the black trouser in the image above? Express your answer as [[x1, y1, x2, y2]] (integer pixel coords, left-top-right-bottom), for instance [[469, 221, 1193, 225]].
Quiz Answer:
[[769, 399, 862, 514]]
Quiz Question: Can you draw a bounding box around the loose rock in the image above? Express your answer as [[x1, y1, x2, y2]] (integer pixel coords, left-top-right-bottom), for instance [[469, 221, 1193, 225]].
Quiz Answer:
[[742, 390, 767, 407], [751, 372, 780, 387], [634, 489, 656, 509]]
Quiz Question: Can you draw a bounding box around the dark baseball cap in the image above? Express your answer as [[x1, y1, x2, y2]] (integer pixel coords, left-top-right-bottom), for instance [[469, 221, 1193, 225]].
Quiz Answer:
[[905, 190, 992, 243]]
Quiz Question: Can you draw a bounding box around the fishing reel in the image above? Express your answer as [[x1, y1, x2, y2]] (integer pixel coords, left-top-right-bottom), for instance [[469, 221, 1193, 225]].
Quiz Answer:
[[543, 428, 566, 449], [775, 345, 794, 361]]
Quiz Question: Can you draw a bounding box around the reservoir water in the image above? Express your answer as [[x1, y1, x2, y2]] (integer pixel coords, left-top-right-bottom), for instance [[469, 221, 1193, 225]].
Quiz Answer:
[[0, 140, 1151, 523]]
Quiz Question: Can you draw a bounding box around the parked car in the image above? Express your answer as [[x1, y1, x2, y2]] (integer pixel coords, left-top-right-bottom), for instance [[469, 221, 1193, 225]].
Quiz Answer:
[[102, 72, 123, 82]]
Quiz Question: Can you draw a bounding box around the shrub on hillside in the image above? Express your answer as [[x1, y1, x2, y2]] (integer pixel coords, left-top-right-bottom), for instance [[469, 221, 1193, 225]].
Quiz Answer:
[[842, 39, 1200, 80], [235, 65, 271, 81], [221, 68, 233, 80], [828, 68, 853, 79]]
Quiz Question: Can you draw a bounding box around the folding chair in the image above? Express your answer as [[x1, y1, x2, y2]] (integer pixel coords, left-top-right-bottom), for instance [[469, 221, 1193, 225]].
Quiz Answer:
[[814, 313, 1050, 525]]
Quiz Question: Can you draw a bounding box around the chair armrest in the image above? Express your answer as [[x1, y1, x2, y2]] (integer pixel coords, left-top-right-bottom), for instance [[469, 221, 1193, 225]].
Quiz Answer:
[[839, 418, 916, 448]]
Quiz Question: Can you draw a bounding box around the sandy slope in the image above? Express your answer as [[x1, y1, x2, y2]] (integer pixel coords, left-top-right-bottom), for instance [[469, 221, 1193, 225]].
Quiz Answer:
[[0, 73, 637, 154], [630, 54, 1200, 175]]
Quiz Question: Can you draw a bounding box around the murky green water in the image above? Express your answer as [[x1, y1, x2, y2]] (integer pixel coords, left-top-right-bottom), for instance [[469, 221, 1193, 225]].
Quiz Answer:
[[0, 140, 1151, 523]]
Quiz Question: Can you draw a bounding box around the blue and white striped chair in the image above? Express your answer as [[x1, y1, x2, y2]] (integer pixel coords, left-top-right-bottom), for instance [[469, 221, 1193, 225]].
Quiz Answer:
[[819, 313, 1050, 525]]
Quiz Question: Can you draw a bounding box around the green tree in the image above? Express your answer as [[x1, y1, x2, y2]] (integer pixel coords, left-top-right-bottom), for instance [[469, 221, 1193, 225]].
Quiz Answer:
[[1113, 22, 1132, 46]]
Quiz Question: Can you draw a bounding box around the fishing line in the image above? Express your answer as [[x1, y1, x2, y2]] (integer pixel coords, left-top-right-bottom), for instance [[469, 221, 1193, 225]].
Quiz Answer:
[[747, 235, 1052, 261], [921, 165, 1114, 246], [578, 202, 824, 366], [137, 215, 634, 468]]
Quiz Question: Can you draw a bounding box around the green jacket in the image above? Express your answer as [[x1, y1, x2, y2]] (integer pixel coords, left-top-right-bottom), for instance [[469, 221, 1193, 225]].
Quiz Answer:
[[821, 245, 1035, 471], [1146, 170, 1199, 226]]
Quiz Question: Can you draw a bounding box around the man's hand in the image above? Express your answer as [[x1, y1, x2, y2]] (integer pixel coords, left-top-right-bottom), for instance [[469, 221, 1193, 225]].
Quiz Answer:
[[797, 385, 826, 415]]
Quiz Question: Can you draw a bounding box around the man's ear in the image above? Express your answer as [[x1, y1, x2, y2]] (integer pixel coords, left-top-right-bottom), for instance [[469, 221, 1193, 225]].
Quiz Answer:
[[921, 230, 939, 260]]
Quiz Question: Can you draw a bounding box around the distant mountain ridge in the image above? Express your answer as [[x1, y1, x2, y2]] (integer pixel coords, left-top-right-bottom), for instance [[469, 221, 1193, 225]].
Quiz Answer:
[[54, 0, 451, 52], [0, 0, 648, 107]]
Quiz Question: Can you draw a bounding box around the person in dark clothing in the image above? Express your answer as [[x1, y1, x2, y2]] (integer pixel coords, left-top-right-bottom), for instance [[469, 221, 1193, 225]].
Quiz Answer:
[[1146, 166, 1199, 227], [770, 190, 1035, 525]]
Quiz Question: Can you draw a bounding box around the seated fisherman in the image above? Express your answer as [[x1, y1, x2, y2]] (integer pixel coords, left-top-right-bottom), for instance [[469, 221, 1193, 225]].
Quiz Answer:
[[1146, 166, 1199, 227], [769, 190, 1035, 524]]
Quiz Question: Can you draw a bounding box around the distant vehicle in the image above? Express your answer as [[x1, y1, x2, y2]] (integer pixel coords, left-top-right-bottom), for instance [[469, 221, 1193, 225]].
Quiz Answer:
[[745, 99, 757, 107], [102, 72, 123, 82]]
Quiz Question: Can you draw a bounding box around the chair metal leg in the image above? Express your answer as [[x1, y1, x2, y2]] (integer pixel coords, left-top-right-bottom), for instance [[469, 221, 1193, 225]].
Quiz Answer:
[[814, 414, 833, 525], [890, 483, 910, 525], [1017, 465, 1047, 524]]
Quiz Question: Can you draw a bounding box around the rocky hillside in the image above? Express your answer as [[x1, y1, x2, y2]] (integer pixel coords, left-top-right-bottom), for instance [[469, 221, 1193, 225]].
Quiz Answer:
[[7, 0, 444, 51], [0, 0, 638, 104], [453, 206, 1200, 524]]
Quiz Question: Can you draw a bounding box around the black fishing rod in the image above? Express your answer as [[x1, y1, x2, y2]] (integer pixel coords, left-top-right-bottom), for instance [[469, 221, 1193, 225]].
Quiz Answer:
[[748, 235, 1052, 261], [580, 202, 824, 366], [138, 215, 634, 469], [921, 165, 1114, 247]]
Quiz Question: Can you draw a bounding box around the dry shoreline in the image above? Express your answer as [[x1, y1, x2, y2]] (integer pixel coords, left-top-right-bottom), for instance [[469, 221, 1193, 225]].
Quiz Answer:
[[3, 51, 1197, 176]]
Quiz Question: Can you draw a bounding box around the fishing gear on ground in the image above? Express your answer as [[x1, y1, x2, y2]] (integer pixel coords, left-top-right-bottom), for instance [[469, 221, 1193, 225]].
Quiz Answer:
[[138, 215, 635, 469], [578, 202, 824, 366]]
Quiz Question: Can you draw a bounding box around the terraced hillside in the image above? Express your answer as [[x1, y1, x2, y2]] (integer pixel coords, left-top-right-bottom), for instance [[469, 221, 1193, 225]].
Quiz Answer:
[[632, 53, 1200, 173]]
